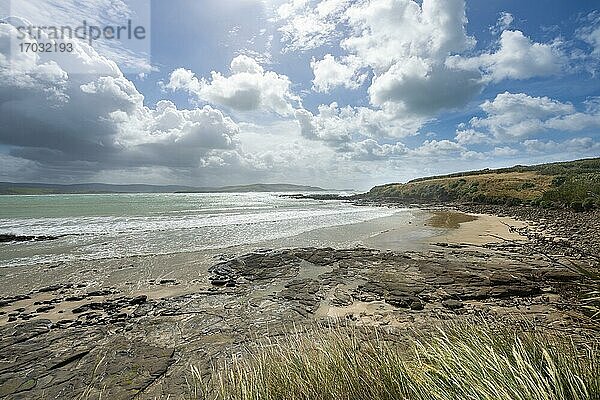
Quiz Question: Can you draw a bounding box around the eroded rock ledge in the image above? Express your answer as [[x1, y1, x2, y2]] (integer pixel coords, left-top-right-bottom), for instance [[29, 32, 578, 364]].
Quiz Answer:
[[0, 245, 593, 399]]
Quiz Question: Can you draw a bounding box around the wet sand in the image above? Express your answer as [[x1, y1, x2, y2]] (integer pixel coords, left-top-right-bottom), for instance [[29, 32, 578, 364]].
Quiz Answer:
[[0, 206, 594, 399], [426, 210, 527, 245], [0, 208, 436, 298], [0, 209, 525, 314]]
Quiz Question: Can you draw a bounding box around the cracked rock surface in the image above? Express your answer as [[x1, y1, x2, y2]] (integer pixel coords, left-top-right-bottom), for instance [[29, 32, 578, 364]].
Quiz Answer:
[[0, 240, 594, 399]]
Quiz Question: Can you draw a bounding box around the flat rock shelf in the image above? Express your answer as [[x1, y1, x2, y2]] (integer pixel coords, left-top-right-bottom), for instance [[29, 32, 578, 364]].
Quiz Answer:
[[0, 237, 595, 399]]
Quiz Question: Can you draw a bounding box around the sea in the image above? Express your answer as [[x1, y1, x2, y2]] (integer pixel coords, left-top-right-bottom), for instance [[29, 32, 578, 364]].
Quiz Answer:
[[0, 193, 400, 268]]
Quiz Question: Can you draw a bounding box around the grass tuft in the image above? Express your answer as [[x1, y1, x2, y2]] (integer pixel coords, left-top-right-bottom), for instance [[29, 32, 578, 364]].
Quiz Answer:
[[203, 324, 599, 400]]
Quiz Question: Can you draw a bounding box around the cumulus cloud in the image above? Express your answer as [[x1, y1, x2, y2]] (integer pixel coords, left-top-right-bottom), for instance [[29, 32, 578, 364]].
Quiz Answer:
[[455, 129, 490, 145], [0, 20, 248, 180], [447, 30, 565, 82], [166, 55, 300, 116], [489, 146, 519, 157], [341, 139, 407, 161], [279, 0, 489, 148], [343, 0, 475, 71], [343, 0, 483, 116], [294, 104, 353, 144], [411, 139, 466, 158], [295, 102, 427, 145], [276, 0, 351, 51], [276, 0, 484, 125], [523, 137, 600, 154], [467, 92, 600, 140], [367, 59, 482, 115], [310, 54, 365, 92], [279, 0, 573, 145]]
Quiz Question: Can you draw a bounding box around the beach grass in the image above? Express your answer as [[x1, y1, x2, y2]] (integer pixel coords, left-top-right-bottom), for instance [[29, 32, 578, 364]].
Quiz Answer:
[[200, 323, 599, 400]]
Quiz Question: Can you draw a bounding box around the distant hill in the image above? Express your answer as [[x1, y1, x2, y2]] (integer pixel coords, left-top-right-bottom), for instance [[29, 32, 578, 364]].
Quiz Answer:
[[178, 184, 327, 193], [365, 157, 600, 211], [0, 182, 327, 195]]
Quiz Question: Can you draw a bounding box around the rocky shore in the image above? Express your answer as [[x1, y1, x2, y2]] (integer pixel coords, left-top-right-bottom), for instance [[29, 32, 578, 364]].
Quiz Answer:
[[0, 206, 598, 399]]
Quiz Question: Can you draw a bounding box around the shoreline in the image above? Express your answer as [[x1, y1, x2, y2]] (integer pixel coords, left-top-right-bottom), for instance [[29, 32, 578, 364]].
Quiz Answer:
[[0, 203, 598, 398]]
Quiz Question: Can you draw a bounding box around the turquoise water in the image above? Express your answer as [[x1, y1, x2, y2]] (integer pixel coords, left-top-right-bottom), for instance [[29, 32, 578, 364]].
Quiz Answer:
[[0, 193, 397, 267]]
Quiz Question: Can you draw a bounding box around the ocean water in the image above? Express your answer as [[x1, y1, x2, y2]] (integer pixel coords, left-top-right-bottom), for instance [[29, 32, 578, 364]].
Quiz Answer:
[[0, 193, 398, 267]]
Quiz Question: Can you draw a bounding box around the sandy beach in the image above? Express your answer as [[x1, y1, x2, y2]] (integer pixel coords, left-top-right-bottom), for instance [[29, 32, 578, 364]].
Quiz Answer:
[[0, 208, 523, 300], [1, 204, 597, 399]]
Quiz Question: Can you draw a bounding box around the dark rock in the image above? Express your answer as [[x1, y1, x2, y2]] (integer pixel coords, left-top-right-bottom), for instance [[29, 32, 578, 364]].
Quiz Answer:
[[72, 302, 103, 314], [489, 285, 540, 298], [409, 299, 424, 310], [332, 292, 353, 306], [36, 305, 55, 313], [111, 312, 128, 321], [209, 277, 230, 287], [65, 295, 86, 302], [38, 285, 62, 293], [130, 295, 148, 305], [0, 234, 60, 243], [86, 290, 113, 297], [543, 269, 581, 281], [442, 299, 464, 310], [81, 312, 102, 321], [386, 296, 409, 308]]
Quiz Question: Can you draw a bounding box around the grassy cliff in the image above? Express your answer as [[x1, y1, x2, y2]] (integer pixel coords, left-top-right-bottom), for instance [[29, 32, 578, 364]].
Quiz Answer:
[[366, 158, 600, 210]]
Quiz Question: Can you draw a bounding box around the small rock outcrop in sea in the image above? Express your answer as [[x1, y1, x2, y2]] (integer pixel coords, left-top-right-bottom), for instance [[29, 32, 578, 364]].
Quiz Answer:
[[0, 234, 61, 243]]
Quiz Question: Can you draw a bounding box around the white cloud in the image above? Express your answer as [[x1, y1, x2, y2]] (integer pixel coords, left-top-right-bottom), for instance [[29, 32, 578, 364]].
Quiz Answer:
[[310, 54, 365, 92], [342, 139, 407, 161], [447, 30, 565, 82], [294, 104, 353, 144], [368, 58, 482, 115], [0, 20, 248, 179], [277, 0, 488, 150], [577, 11, 600, 57], [166, 55, 300, 116], [489, 146, 519, 157], [468, 92, 600, 140], [343, 0, 475, 72], [276, 0, 351, 51], [277, 0, 575, 143], [523, 137, 600, 154], [490, 12, 514, 35], [277, 0, 485, 128], [2, 0, 153, 73], [455, 129, 490, 145], [342, 0, 484, 117], [295, 102, 427, 144], [411, 139, 466, 158]]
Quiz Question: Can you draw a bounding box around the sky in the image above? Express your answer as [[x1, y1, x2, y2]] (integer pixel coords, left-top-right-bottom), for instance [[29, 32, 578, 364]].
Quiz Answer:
[[0, 0, 599, 190]]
